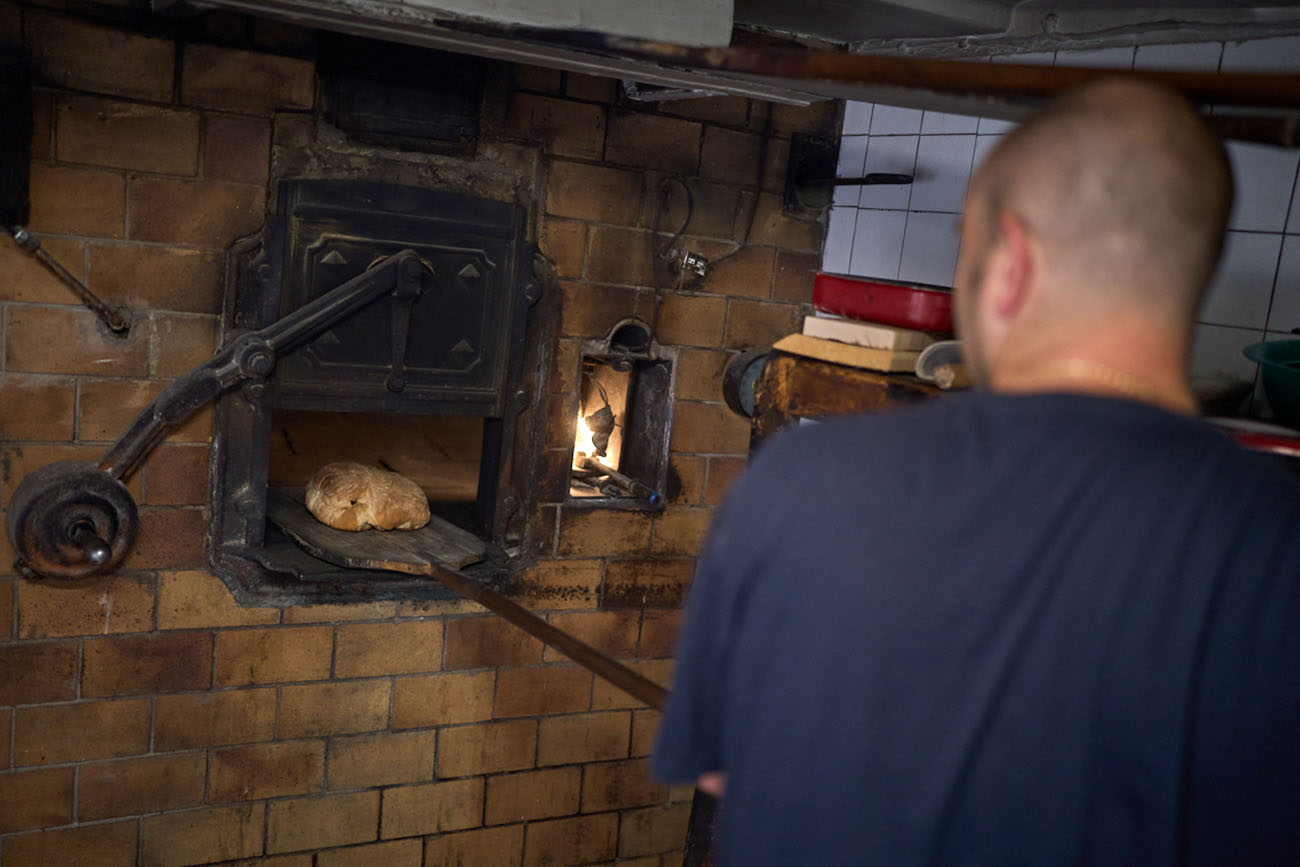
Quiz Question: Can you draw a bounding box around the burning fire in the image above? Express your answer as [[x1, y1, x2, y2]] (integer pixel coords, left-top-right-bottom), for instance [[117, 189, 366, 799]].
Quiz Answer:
[[573, 413, 598, 466]]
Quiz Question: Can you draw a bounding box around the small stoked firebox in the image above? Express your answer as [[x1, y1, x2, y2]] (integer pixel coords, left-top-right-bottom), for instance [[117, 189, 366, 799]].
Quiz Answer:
[[209, 179, 541, 604]]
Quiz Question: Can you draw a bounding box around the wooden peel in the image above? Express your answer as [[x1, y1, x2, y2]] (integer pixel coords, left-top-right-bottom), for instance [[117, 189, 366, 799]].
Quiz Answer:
[[266, 489, 669, 710]]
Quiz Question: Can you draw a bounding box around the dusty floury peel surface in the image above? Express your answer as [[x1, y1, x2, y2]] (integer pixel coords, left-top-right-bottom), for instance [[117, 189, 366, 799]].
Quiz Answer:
[[305, 461, 431, 531]]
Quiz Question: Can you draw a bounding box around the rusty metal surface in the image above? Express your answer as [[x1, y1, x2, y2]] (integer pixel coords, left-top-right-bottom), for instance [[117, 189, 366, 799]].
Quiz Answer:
[[8, 227, 130, 334], [7, 460, 139, 579], [752, 350, 940, 444]]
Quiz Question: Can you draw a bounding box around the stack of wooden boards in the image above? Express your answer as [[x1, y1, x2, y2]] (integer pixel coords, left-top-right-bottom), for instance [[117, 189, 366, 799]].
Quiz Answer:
[[775, 274, 954, 374]]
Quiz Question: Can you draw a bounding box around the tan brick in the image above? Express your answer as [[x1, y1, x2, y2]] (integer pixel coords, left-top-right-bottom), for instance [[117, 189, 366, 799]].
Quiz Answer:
[[1, 821, 137, 866], [155, 688, 277, 749], [654, 293, 727, 347], [129, 176, 265, 248], [545, 162, 642, 224], [700, 126, 764, 186], [494, 665, 592, 718], [317, 839, 424, 867], [539, 218, 586, 279], [486, 767, 580, 825], [702, 245, 776, 298], [425, 825, 523, 867], [652, 507, 714, 557], [771, 99, 836, 136], [17, 575, 154, 639], [582, 758, 669, 813], [78, 752, 206, 820], [282, 601, 398, 623], [82, 633, 212, 697], [0, 767, 73, 833], [150, 313, 219, 377], [747, 192, 822, 251], [640, 609, 682, 658], [444, 617, 543, 670], [0, 708, 7, 768], [197, 857, 311, 867], [88, 243, 223, 315], [559, 281, 654, 339], [335, 620, 443, 678], [591, 659, 674, 712], [773, 249, 819, 302], [507, 92, 605, 160], [585, 226, 656, 286], [27, 162, 124, 237], [726, 298, 801, 349], [119, 507, 208, 571], [14, 699, 150, 766], [515, 64, 562, 93], [666, 454, 706, 505], [674, 349, 730, 402], [142, 444, 211, 505], [141, 803, 265, 867], [267, 791, 379, 854], [631, 709, 661, 757], [555, 508, 651, 557], [669, 401, 750, 455], [182, 44, 314, 115], [56, 95, 199, 175], [5, 305, 148, 376], [78, 378, 210, 443], [513, 559, 603, 611], [328, 730, 436, 790], [30, 88, 52, 160], [565, 73, 616, 103], [27, 12, 174, 102], [523, 813, 617, 867], [392, 671, 495, 729], [537, 711, 629, 766], [279, 679, 391, 738], [661, 181, 744, 241], [0, 374, 75, 441], [705, 455, 747, 505], [604, 559, 694, 609], [159, 570, 277, 629], [209, 740, 326, 802], [158, 569, 275, 631], [0, 578, 9, 636], [204, 113, 272, 184], [0, 444, 143, 508], [381, 777, 484, 839], [214, 625, 333, 686], [606, 112, 701, 175], [619, 802, 692, 858], [0, 236, 84, 304], [542, 610, 639, 662], [663, 95, 751, 127], [437, 720, 537, 777]]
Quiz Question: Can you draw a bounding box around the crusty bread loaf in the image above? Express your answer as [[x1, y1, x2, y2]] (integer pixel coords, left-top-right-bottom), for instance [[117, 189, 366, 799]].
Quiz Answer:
[[305, 462, 431, 532]]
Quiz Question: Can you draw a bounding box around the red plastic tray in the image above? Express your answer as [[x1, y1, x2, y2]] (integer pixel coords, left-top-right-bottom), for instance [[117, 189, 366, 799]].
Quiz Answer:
[[813, 273, 954, 332]]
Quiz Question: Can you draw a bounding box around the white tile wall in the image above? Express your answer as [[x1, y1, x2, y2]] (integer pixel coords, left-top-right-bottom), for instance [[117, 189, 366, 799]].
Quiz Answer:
[[827, 37, 1300, 416], [834, 135, 868, 207]]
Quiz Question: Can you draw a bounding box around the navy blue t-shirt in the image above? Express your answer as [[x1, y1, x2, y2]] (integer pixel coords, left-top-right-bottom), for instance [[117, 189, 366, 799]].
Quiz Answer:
[[654, 392, 1300, 866]]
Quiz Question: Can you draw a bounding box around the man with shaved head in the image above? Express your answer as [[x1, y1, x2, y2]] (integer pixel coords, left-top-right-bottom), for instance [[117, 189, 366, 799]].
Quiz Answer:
[[656, 79, 1300, 866]]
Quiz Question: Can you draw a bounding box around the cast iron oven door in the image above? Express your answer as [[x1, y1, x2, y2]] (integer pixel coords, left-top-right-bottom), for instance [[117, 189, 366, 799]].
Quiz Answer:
[[211, 180, 538, 604]]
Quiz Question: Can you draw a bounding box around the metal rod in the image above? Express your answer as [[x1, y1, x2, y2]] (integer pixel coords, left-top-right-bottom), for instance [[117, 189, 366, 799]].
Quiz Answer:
[[579, 456, 664, 506], [8, 226, 130, 334], [803, 173, 914, 187]]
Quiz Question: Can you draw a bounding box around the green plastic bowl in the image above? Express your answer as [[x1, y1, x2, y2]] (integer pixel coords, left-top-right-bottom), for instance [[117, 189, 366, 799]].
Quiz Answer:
[[1244, 340, 1300, 428]]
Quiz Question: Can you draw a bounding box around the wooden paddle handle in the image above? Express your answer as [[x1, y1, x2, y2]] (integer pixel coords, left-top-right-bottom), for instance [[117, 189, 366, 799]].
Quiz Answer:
[[424, 562, 669, 711]]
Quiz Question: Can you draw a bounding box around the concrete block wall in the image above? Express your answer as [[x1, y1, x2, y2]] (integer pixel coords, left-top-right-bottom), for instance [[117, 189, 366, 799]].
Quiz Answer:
[[824, 36, 1300, 412]]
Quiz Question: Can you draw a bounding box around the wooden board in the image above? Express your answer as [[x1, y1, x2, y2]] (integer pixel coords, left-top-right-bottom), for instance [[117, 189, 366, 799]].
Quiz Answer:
[[774, 333, 921, 373], [266, 488, 486, 572]]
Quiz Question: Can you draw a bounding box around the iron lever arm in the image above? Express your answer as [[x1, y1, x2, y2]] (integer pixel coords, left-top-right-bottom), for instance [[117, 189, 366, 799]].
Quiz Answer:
[[97, 250, 428, 482]]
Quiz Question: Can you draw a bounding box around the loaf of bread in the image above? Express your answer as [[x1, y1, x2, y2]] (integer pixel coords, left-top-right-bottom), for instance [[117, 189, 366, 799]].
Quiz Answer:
[[305, 462, 431, 532]]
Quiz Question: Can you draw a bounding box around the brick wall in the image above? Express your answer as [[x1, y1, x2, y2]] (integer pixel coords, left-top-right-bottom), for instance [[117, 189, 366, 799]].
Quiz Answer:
[[0, 2, 829, 864]]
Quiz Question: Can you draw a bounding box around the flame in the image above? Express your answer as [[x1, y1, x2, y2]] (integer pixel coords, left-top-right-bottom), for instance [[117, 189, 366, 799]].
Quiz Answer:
[[573, 414, 596, 466]]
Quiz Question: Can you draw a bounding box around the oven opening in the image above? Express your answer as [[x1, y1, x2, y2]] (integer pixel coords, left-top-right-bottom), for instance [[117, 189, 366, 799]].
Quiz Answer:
[[269, 411, 485, 532]]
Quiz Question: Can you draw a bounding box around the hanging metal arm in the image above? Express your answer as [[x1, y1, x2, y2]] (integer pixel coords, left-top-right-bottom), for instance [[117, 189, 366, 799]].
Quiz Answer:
[[97, 249, 430, 481]]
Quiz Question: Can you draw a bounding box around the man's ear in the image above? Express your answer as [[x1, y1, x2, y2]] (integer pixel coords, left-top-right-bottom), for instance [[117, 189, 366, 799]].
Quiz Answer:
[[989, 212, 1034, 320]]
